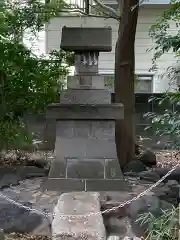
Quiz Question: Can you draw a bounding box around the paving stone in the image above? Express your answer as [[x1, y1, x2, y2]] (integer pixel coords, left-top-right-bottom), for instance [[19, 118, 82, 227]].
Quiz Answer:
[[0, 166, 47, 189], [52, 192, 106, 240], [0, 168, 18, 187], [16, 166, 48, 179], [0, 201, 50, 233], [0, 175, 19, 189], [86, 180, 131, 191], [42, 178, 85, 192]]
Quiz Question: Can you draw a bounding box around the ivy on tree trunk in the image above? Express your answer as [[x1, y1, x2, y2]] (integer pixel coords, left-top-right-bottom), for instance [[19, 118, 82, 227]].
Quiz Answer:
[[115, 0, 139, 170]]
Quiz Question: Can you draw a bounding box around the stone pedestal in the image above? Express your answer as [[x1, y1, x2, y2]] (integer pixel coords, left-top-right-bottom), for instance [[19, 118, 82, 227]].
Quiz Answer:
[[52, 192, 106, 240], [44, 27, 127, 192]]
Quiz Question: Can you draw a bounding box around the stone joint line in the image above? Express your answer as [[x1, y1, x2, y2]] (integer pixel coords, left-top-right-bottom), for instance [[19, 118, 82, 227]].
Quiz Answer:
[[0, 162, 179, 219]]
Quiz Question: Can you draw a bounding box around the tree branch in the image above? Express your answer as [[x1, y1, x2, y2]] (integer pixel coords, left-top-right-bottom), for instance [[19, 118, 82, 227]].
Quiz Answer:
[[131, 0, 149, 11], [47, 0, 121, 20], [89, 3, 120, 19], [93, 0, 120, 19], [61, 8, 120, 20]]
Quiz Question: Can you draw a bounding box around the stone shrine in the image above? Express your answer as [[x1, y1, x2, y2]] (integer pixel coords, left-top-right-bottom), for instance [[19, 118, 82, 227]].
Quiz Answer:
[[45, 27, 126, 191]]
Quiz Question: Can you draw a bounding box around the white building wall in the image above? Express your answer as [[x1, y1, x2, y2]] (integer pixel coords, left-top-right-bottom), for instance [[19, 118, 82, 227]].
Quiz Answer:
[[46, 6, 178, 93], [23, 29, 46, 56], [22, 0, 46, 56]]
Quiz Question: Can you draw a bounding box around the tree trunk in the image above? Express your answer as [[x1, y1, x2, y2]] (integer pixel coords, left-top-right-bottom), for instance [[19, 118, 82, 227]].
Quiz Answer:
[[115, 0, 139, 170]]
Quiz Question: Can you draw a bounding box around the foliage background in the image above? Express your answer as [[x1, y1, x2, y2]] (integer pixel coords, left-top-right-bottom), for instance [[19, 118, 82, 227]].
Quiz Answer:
[[0, 0, 74, 149], [145, 0, 180, 149]]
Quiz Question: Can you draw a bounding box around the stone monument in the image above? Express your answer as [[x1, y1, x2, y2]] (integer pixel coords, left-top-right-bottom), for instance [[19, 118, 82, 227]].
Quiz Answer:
[[45, 27, 126, 191]]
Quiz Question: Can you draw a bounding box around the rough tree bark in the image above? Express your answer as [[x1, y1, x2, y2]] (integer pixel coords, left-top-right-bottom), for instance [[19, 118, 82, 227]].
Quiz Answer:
[[115, 0, 139, 170]]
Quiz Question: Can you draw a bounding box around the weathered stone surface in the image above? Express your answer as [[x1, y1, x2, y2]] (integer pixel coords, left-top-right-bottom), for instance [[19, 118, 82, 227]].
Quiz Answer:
[[55, 138, 117, 159], [47, 104, 124, 120], [153, 180, 180, 204], [66, 158, 105, 179], [47, 25, 124, 192], [60, 27, 112, 52], [105, 159, 123, 179], [123, 160, 147, 173], [0, 166, 17, 188], [0, 202, 50, 234], [137, 168, 180, 184], [104, 216, 143, 239], [105, 216, 129, 235], [139, 171, 160, 182], [127, 193, 162, 220], [152, 167, 180, 182], [0, 167, 47, 189], [0, 167, 16, 178], [0, 174, 19, 188], [56, 121, 115, 140], [16, 166, 48, 179], [48, 158, 66, 178], [67, 75, 105, 89], [42, 179, 85, 192], [44, 119, 56, 150], [60, 89, 111, 104], [76, 62, 99, 75], [139, 149, 156, 167], [86, 180, 130, 191], [101, 200, 127, 218], [52, 192, 106, 240], [101, 188, 176, 238]]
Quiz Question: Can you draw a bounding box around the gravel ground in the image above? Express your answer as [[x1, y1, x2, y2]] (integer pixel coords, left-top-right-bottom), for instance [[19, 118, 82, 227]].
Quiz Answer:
[[156, 150, 180, 168], [1, 149, 180, 168], [5, 233, 51, 240]]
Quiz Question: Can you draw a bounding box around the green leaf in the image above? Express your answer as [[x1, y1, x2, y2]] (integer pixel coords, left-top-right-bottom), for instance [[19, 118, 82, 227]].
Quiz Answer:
[[0, 0, 74, 148]]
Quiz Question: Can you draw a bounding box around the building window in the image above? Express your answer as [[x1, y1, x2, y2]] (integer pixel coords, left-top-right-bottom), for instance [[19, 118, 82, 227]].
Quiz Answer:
[[102, 73, 154, 93]]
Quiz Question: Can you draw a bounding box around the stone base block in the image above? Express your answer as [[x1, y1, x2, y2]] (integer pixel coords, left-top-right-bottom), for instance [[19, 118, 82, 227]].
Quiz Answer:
[[67, 75, 105, 89], [60, 27, 112, 52], [85, 180, 131, 191], [52, 192, 106, 240], [42, 179, 85, 192], [42, 178, 131, 192], [60, 89, 111, 104], [48, 156, 124, 180], [47, 104, 124, 120]]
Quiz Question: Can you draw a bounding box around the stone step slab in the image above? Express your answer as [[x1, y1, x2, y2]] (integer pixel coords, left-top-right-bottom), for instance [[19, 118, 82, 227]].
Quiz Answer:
[[52, 192, 106, 240]]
